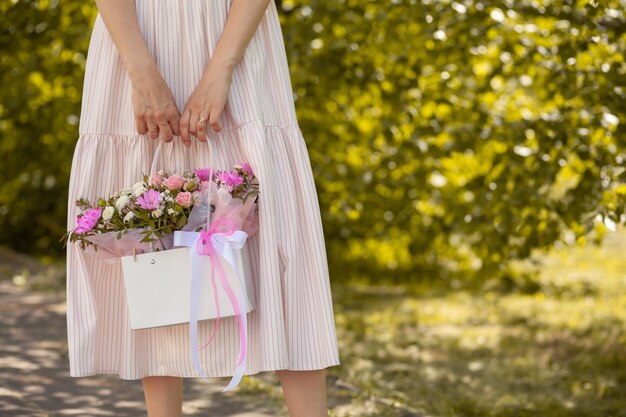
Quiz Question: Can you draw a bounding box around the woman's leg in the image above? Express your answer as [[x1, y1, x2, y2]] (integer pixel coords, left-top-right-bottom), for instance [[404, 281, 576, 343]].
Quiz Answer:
[[142, 376, 183, 417], [275, 369, 328, 417]]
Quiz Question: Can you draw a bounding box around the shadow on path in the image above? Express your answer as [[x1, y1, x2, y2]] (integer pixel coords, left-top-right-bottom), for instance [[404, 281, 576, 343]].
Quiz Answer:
[[0, 279, 283, 417]]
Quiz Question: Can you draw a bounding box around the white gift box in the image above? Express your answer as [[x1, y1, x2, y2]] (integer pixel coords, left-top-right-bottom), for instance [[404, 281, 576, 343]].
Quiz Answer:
[[120, 242, 256, 330]]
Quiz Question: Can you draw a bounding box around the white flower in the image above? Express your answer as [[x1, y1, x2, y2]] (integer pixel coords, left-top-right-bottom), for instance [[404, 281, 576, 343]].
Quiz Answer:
[[152, 208, 163, 218], [102, 206, 115, 221], [115, 195, 130, 211], [167, 208, 176, 215], [119, 187, 133, 196], [132, 181, 148, 197], [123, 211, 135, 223]]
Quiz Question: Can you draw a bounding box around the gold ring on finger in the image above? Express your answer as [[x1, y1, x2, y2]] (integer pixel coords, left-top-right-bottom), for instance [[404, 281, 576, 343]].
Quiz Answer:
[[198, 116, 207, 124]]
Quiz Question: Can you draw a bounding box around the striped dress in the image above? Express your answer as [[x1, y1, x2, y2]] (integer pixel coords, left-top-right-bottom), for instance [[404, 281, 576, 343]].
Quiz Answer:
[[65, 0, 340, 379]]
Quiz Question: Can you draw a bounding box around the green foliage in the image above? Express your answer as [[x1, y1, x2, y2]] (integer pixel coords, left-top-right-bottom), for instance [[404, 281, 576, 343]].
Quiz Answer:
[[279, 0, 626, 281], [0, 1, 96, 252], [1, 0, 624, 284]]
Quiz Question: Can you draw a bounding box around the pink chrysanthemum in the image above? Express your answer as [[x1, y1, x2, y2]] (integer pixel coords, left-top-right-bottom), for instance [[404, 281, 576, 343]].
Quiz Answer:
[[136, 189, 161, 210], [216, 170, 243, 189], [74, 207, 102, 234], [194, 168, 215, 182]]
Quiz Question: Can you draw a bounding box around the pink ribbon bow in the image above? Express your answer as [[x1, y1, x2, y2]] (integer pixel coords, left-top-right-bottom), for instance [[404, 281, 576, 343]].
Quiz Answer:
[[174, 217, 249, 392]]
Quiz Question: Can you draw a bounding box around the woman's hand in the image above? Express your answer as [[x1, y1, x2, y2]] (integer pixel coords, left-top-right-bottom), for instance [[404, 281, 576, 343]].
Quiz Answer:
[[179, 61, 234, 145], [94, 0, 183, 144], [130, 68, 182, 144]]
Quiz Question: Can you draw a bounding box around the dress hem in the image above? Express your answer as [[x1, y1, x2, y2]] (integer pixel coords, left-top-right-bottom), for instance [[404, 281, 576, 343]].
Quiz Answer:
[[68, 359, 342, 380]]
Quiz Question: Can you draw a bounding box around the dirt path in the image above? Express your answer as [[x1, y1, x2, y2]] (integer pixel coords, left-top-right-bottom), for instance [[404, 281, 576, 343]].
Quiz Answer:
[[0, 278, 285, 417]]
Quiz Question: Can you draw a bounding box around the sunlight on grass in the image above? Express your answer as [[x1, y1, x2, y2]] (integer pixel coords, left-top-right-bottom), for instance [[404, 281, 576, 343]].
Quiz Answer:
[[327, 227, 626, 417]]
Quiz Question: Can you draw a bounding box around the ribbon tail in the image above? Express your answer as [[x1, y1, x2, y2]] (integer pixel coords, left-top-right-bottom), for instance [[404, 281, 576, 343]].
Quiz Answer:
[[223, 260, 249, 392], [189, 238, 209, 380], [212, 252, 248, 392], [199, 261, 221, 350]]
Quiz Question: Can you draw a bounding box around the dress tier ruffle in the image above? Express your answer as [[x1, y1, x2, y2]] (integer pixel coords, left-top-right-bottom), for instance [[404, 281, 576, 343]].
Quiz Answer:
[[65, 0, 340, 379]]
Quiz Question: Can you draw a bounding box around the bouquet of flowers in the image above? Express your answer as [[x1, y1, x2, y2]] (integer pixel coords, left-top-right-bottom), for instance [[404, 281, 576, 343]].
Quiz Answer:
[[60, 162, 259, 261]]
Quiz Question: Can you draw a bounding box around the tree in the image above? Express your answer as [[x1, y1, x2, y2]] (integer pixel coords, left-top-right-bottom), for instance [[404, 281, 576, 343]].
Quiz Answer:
[[1, 0, 624, 284], [278, 0, 625, 281]]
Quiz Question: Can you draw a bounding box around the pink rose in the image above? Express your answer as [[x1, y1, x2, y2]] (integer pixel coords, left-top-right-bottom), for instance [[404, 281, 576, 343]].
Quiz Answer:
[[150, 172, 164, 187], [162, 174, 186, 191], [241, 162, 254, 177], [175, 191, 193, 208]]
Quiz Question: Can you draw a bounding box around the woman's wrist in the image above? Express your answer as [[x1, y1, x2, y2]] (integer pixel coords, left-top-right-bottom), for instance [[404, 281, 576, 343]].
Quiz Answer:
[[207, 54, 240, 77], [126, 58, 161, 86]]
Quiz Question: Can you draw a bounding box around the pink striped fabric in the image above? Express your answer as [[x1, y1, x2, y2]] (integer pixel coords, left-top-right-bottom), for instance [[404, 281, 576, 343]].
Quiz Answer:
[[65, 0, 340, 379]]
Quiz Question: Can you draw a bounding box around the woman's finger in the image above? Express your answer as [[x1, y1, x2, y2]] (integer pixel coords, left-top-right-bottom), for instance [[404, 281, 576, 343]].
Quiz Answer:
[[146, 119, 159, 140], [158, 121, 174, 143], [209, 105, 222, 133], [188, 110, 200, 139], [135, 113, 148, 135], [163, 102, 181, 141], [179, 108, 191, 146], [196, 111, 209, 142], [169, 113, 181, 137], [156, 103, 179, 143], [131, 88, 149, 135]]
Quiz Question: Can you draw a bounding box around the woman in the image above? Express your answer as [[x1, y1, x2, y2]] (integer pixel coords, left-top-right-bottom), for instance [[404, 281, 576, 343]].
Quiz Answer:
[[65, 1, 341, 416]]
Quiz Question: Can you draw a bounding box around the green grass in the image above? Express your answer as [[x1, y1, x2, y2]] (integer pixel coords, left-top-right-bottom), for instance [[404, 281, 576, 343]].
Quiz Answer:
[[325, 227, 626, 417]]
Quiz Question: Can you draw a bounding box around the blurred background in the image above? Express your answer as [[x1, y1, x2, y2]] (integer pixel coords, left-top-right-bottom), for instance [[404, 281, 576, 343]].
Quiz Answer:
[[1, 0, 625, 416]]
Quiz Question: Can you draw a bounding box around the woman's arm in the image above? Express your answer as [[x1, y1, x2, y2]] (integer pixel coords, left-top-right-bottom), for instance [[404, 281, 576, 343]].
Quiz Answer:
[[93, 0, 157, 83], [94, 0, 181, 143], [180, 0, 273, 143], [210, 0, 274, 74]]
